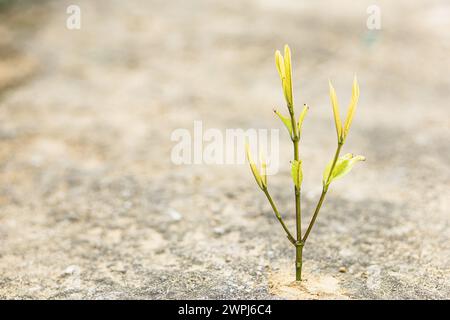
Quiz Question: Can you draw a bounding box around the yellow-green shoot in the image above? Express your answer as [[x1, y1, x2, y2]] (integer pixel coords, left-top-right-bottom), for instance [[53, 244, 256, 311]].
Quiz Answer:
[[246, 45, 365, 281]]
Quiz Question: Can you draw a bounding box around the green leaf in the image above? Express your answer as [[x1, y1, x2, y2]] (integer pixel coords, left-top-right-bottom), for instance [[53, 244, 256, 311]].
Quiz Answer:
[[343, 75, 360, 140], [297, 104, 309, 135], [246, 142, 264, 190], [283, 45, 293, 108], [259, 151, 268, 188], [323, 153, 365, 186], [329, 80, 343, 141], [274, 109, 293, 138], [291, 160, 303, 189]]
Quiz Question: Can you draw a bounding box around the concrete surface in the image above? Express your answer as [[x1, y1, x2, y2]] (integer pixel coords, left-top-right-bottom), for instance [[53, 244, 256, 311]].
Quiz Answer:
[[0, 0, 449, 299]]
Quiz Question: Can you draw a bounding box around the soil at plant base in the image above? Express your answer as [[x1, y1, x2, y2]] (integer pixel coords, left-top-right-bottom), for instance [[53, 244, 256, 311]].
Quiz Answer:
[[269, 263, 349, 300], [0, 0, 449, 299]]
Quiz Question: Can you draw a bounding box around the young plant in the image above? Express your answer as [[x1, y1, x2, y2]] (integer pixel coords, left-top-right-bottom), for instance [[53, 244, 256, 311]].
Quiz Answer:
[[246, 45, 365, 281]]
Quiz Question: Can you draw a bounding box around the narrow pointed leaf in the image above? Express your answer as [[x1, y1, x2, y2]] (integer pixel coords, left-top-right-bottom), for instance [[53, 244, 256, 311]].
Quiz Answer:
[[245, 142, 264, 189], [275, 50, 286, 83], [343, 75, 360, 139], [291, 160, 303, 189], [329, 80, 342, 141], [283, 45, 293, 107], [297, 104, 309, 134], [259, 151, 268, 188], [274, 109, 293, 137]]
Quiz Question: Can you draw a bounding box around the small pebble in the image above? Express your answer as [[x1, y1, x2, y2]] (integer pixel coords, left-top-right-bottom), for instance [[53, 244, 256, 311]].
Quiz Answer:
[[339, 266, 347, 273], [63, 265, 80, 275], [213, 227, 225, 235], [167, 208, 182, 221]]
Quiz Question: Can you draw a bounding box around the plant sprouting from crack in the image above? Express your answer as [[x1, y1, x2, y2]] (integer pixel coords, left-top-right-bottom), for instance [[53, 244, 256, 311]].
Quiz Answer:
[[245, 45, 365, 281]]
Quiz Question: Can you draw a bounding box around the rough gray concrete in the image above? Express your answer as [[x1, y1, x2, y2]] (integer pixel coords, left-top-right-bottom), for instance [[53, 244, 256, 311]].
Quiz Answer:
[[0, 0, 449, 299]]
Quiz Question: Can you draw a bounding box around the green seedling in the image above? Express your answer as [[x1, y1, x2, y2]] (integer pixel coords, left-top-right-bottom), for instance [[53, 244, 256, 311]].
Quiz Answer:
[[246, 45, 365, 281]]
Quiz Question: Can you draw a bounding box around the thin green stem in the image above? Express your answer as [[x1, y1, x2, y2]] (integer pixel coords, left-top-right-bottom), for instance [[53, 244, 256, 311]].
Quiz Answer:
[[295, 243, 304, 281], [302, 188, 326, 243], [293, 140, 301, 241], [326, 143, 343, 186], [302, 143, 343, 243], [289, 110, 301, 241], [263, 189, 296, 245], [289, 108, 303, 280]]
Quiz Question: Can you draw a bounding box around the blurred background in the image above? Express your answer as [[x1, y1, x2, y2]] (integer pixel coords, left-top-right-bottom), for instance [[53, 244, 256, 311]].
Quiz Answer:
[[0, 0, 448, 299]]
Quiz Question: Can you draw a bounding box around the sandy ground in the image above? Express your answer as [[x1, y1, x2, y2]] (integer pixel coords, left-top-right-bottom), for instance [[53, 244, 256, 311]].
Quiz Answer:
[[0, 0, 449, 299]]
